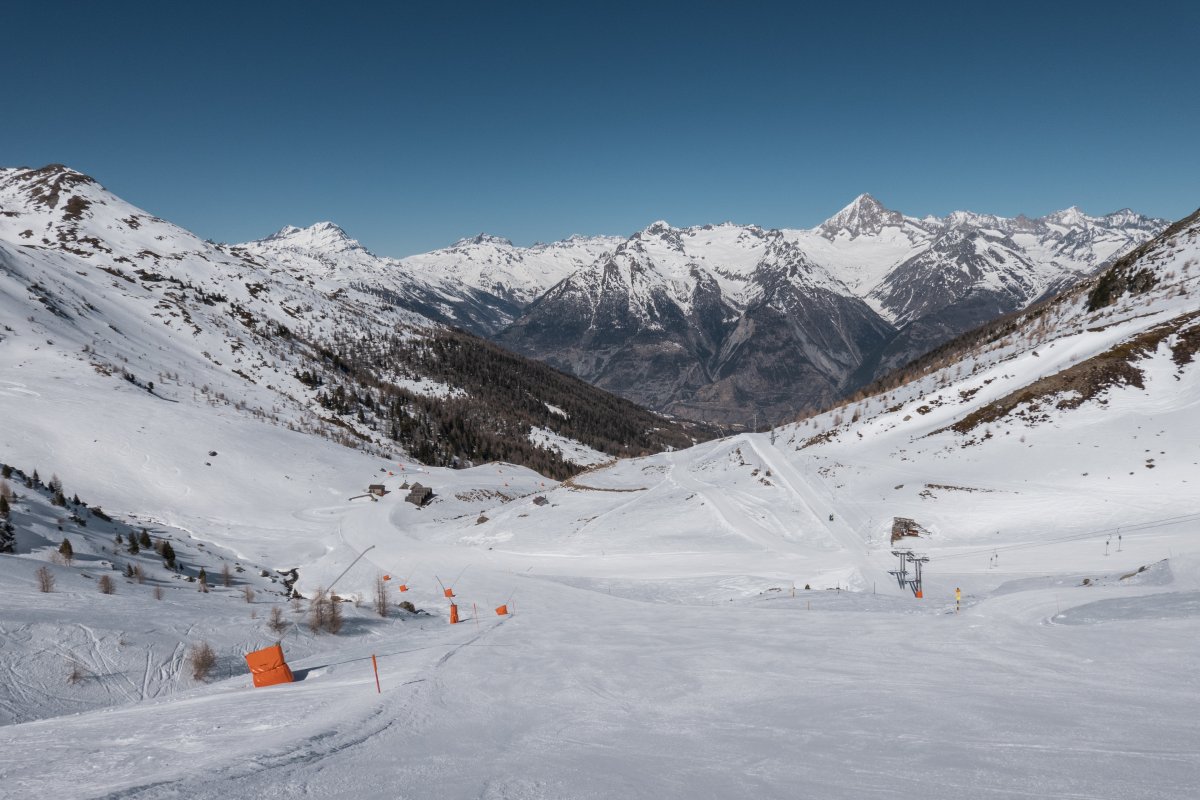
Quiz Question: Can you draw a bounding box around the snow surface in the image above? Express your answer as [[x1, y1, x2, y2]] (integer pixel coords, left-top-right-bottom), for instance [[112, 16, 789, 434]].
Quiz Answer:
[[527, 426, 610, 467]]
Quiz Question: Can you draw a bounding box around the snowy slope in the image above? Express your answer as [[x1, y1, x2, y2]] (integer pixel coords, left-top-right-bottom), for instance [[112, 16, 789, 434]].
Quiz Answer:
[[0, 165, 704, 541]]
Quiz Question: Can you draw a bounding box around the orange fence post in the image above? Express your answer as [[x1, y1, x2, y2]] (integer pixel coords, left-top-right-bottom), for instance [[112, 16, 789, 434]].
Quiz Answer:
[[371, 654, 381, 693]]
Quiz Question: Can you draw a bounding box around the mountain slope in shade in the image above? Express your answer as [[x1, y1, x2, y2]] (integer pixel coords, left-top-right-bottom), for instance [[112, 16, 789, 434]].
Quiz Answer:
[[497, 226, 893, 425]]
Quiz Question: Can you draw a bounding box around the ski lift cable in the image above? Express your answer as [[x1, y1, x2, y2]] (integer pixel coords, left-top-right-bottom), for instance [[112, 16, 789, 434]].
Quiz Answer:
[[936, 511, 1200, 562]]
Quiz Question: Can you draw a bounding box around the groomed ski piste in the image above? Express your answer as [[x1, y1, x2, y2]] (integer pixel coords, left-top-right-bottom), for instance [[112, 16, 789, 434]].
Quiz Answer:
[[3, 188, 1200, 795]]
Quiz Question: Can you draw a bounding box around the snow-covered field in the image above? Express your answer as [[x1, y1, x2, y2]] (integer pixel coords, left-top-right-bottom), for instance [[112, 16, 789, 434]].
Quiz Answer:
[[3, 401, 1200, 798]]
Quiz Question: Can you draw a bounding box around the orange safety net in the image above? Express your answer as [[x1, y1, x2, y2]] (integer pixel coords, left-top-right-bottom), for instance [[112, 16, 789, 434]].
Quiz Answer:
[[245, 643, 294, 688]]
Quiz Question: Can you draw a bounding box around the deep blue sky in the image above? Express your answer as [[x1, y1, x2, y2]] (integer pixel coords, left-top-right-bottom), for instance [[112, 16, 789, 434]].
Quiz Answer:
[[6, 1, 1198, 255]]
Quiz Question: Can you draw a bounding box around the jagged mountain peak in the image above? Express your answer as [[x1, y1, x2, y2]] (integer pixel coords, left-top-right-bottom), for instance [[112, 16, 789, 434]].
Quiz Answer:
[[260, 221, 366, 253], [641, 220, 675, 236], [451, 233, 515, 248], [818, 193, 904, 239]]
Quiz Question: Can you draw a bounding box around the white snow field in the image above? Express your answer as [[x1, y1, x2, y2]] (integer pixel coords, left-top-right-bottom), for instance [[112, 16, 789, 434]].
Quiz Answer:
[[3, 410, 1200, 799]]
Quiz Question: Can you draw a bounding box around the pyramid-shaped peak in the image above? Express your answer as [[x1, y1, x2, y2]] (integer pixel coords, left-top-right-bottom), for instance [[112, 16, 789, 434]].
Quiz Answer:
[[851, 192, 883, 208], [1042, 206, 1093, 227], [818, 193, 902, 239], [260, 221, 364, 252]]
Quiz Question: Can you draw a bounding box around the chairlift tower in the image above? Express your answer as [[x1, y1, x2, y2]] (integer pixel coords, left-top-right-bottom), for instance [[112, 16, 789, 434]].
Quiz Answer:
[[890, 548, 911, 588], [890, 549, 929, 598], [910, 554, 929, 598]]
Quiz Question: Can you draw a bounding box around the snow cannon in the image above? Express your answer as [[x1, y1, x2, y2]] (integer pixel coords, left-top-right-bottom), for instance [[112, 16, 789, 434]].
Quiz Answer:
[[449, 603, 459, 625], [495, 604, 509, 616], [245, 643, 294, 688]]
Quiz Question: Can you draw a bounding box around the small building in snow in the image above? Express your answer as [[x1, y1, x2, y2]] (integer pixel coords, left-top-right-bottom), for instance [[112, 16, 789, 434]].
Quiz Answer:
[[405, 483, 434, 507]]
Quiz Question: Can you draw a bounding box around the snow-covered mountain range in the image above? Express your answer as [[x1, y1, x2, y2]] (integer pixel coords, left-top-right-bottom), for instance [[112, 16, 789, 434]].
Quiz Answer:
[[0, 163, 1167, 433], [496, 194, 1166, 424], [226, 189, 1166, 428], [173, 191, 1162, 427]]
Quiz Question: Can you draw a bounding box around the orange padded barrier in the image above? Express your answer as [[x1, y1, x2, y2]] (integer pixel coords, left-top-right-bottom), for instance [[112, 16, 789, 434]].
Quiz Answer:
[[443, 588, 455, 598], [449, 603, 459, 624], [245, 643, 294, 688], [397, 584, 408, 592], [495, 604, 509, 616]]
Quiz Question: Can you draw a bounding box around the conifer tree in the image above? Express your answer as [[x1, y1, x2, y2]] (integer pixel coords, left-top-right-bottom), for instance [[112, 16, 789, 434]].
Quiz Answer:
[[128, 536, 139, 555], [139, 529, 152, 549], [160, 540, 176, 569], [58, 537, 74, 565], [0, 494, 9, 518]]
